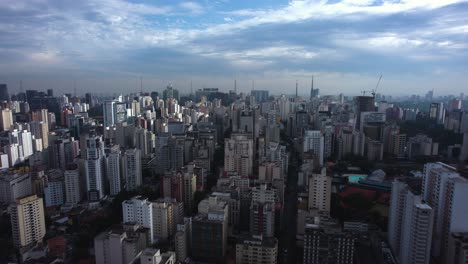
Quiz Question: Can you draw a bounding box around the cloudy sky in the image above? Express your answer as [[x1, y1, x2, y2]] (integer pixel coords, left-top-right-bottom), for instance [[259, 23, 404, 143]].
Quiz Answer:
[[0, 0, 467, 96]]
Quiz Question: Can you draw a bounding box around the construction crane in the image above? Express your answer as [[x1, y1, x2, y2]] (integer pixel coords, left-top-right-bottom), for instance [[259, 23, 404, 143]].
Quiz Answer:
[[361, 75, 382, 97], [372, 75, 382, 97]]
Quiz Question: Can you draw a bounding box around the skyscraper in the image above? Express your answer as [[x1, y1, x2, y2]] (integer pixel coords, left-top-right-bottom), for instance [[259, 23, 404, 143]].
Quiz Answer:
[[10, 195, 46, 248], [0, 84, 9, 101], [354, 96, 375, 130], [163, 84, 180, 101], [85, 134, 105, 201]]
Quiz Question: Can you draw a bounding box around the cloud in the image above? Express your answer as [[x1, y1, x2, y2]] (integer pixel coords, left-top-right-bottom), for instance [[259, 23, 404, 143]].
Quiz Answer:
[[0, 0, 467, 95]]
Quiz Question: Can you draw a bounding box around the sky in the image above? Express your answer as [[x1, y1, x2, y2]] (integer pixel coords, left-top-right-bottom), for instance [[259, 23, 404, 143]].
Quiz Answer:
[[0, 0, 468, 96]]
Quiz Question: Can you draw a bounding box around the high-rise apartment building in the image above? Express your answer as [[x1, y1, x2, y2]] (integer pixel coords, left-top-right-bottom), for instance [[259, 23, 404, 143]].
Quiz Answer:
[[64, 163, 81, 205], [422, 162, 468, 262], [123, 148, 142, 192], [122, 196, 156, 244], [152, 198, 183, 241], [303, 130, 324, 166], [85, 134, 105, 201], [308, 168, 332, 214], [0, 108, 13, 131], [224, 134, 254, 177], [10, 195, 46, 248], [106, 146, 122, 196], [388, 180, 433, 264]]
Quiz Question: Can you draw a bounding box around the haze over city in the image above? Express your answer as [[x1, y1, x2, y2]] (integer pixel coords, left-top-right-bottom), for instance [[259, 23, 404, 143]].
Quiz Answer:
[[1, 0, 468, 95]]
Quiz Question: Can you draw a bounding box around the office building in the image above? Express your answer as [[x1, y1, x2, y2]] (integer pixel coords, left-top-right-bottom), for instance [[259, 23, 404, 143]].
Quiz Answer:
[[163, 84, 179, 101], [103, 100, 127, 127], [236, 235, 278, 264], [191, 197, 228, 263], [10, 195, 46, 248], [0, 84, 9, 101], [250, 90, 269, 103], [447, 232, 468, 264], [354, 96, 375, 130], [175, 218, 191, 263], [407, 134, 437, 159], [303, 217, 356, 264], [123, 148, 142, 192]]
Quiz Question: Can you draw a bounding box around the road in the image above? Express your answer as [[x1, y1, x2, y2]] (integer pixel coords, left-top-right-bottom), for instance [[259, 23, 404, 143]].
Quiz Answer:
[[279, 137, 300, 264]]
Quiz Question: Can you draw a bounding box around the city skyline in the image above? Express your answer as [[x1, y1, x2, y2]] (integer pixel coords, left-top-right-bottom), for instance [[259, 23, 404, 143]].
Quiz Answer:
[[1, 0, 468, 95]]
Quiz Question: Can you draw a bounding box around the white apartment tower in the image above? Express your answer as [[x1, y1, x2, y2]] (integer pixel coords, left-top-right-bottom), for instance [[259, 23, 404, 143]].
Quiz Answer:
[[308, 167, 332, 214], [10, 195, 46, 248], [85, 135, 105, 201], [123, 148, 142, 192], [122, 196, 155, 243]]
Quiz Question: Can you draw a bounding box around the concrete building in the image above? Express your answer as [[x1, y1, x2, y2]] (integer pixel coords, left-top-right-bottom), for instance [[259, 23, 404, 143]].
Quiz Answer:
[[422, 162, 468, 262], [224, 134, 254, 177], [94, 224, 149, 264], [0, 173, 32, 203], [191, 197, 228, 263], [447, 232, 468, 264], [0, 108, 13, 131], [10, 195, 46, 248], [123, 148, 142, 192], [106, 146, 122, 196], [174, 218, 191, 263], [152, 198, 183, 241], [308, 168, 332, 215], [44, 170, 65, 207], [303, 217, 356, 264], [236, 235, 278, 264], [122, 196, 155, 244], [407, 134, 437, 159], [64, 163, 81, 205], [138, 248, 176, 264], [85, 134, 105, 201], [303, 130, 324, 166], [388, 180, 433, 264]]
